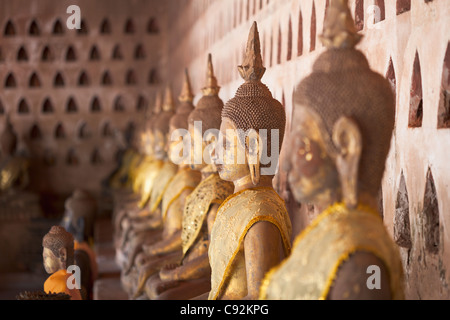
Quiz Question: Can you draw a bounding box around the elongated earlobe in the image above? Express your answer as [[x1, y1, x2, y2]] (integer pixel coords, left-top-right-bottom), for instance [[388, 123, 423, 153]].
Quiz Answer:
[[247, 134, 261, 185], [332, 116, 362, 209], [59, 247, 68, 269]]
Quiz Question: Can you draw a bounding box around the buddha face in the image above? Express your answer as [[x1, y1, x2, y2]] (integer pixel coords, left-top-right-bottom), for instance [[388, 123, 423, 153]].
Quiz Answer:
[[153, 129, 167, 160], [141, 129, 154, 157], [188, 123, 217, 171], [188, 124, 205, 171], [212, 118, 250, 182], [168, 124, 190, 165], [283, 107, 339, 205], [43, 247, 64, 274]]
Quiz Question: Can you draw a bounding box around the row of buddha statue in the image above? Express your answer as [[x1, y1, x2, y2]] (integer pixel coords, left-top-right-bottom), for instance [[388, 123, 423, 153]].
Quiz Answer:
[[36, 0, 404, 300]]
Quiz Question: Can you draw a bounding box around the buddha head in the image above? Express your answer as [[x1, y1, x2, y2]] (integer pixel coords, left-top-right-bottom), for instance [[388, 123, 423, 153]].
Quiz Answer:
[[141, 92, 162, 157], [1, 117, 18, 156], [153, 86, 176, 160], [168, 69, 195, 166], [284, 0, 395, 209], [61, 189, 97, 243], [212, 22, 286, 186], [188, 53, 223, 172], [42, 226, 74, 274]]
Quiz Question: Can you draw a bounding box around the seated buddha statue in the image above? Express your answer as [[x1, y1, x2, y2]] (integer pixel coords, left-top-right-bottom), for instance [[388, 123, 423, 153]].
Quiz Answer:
[[118, 88, 178, 292], [0, 117, 29, 194], [42, 226, 82, 300], [131, 71, 203, 298], [260, 0, 404, 300], [205, 22, 292, 300], [145, 54, 235, 300], [60, 189, 98, 299], [114, 94, 164, 255]]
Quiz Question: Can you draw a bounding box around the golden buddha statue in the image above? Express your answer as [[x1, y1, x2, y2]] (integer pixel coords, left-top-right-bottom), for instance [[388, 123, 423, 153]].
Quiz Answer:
[[205, 22, 292, 300], [61, 189, 98, 299], [42, 226, 82, 300], [260, 0, 404, 300], [145, 54, 235, 300], [114, 93, 164, 257], [0, 117, 29, 194], [131, 71, 203, 298], [119, 87, 179, 294]]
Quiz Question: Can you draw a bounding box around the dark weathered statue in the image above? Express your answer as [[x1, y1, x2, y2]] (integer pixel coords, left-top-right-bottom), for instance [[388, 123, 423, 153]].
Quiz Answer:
[[260, 0, 404, 300], [61, 189, 98, 299], [0, 118, 29, 193], [42, 226, 82, 300]]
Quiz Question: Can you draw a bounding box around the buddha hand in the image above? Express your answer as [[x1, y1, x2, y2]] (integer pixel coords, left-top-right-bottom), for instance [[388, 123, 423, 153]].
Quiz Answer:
[[159, 263, 180, 281]]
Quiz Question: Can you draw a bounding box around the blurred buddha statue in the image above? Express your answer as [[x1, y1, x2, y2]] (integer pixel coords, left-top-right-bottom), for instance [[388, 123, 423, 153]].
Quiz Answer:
[[132, 70, 203, 298], [114, 93, 164, 256], [0, 117, 29, 194], [146, 54, 235, 300], [206, 22, 292, 300], [42, 226, 82, 300], [117, 87, 180, 277], [260, 0, 404, 300], [61, 189, 98, 299], [119, 87, 178, 294]]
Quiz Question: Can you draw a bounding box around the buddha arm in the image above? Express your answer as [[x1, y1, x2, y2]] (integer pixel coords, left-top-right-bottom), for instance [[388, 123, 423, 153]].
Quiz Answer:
[[243, 221, 284, 300], [160, 252, 210, 281], [144, 230, 182, 256], [132, 208, 162, 232], [327, 251, 392, 300]]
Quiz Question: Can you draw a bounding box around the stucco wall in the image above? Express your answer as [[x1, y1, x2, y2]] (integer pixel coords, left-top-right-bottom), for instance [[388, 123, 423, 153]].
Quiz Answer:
[[164, 0, 449, 299]]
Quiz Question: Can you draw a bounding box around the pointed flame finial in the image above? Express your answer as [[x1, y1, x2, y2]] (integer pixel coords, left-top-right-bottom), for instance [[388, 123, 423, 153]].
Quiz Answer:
[[178, 69, 194, 103], [320, 0, 362, 49], [238, 21, 266, 82], [202, 53, 221, 96], [162, 85, 175, 112]]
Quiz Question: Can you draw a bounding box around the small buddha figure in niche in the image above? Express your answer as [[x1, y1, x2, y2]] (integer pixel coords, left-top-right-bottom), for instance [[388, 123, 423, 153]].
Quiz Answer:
[[145, 54, 235, 300], [0, 117, 29, 194], [206, 22, 292, 300], [260, 0, 404, 300], [131, 71, 202, 299], [60, 189, 98, 299], [42, 226, 82, 300]]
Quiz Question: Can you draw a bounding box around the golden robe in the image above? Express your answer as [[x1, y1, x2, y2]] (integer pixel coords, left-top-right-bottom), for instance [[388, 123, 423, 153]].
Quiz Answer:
[[135, 158, 164, 208], [208, 187, 292, 300], [0, 156, 28, 191], [182, 173, 234, 257], [161, 167, 201, 222], [110, 149, 140, 189], [260, 203, 404, 300], [148, 161, 178, 213]]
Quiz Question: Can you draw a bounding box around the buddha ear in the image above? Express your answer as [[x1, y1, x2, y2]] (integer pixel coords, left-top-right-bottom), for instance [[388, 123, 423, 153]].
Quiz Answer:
[[332, 117, 362, 209], [246, 131, 261, 186], [59, 247, 67, 264]]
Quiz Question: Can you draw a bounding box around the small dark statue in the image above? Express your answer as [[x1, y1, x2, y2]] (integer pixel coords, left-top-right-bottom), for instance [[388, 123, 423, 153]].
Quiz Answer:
[[60, 189, 98, 299]]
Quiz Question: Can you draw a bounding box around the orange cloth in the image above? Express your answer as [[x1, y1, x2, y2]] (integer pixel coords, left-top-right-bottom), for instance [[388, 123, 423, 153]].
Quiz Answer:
[[74, 241, 98, 281], [44, 269, 82, 300]]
